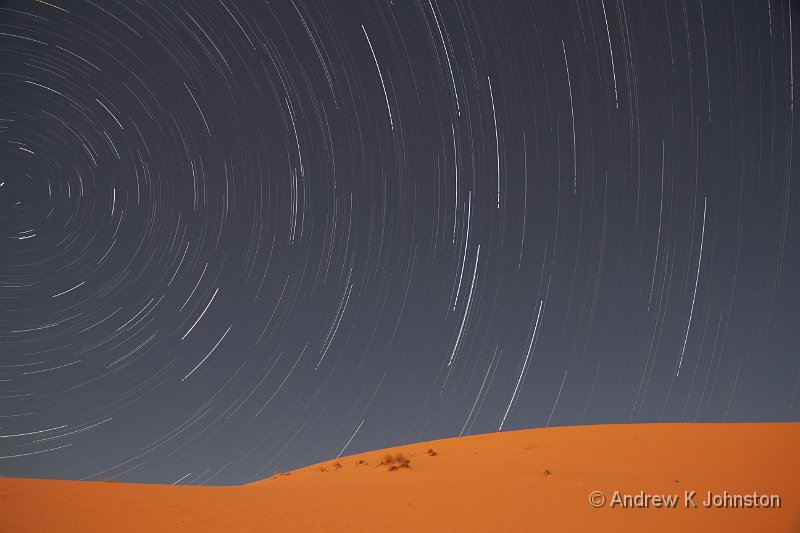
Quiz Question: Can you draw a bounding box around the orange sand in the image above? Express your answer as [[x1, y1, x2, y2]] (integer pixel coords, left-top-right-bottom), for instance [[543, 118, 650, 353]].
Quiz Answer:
[[1, 423, 798, 532]]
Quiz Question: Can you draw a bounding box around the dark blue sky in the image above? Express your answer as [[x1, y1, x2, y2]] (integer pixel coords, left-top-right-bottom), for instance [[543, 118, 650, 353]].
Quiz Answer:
[[1, 0, 798, 486]]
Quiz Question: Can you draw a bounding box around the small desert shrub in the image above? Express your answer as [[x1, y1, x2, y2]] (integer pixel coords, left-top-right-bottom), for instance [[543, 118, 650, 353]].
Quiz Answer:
[[381, 453, 411, 470], [426, 448, 438, 456], [333, 462, 342, 470]]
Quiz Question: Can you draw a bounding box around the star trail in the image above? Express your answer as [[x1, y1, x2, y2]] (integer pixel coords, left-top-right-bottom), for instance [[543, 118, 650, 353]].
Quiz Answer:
[[1, 0, 798, 486]]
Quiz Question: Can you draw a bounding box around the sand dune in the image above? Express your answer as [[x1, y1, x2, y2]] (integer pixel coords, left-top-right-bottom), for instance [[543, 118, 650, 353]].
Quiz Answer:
[[2, 423, 798, 532]]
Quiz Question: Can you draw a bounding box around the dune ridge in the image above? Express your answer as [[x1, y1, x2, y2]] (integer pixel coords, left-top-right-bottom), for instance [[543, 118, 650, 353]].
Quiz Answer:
[[1, 422, 798, 532]]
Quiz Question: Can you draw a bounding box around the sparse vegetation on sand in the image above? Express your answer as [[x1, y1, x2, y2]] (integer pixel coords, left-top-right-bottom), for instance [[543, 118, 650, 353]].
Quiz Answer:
[[380, 453, 411, 470]]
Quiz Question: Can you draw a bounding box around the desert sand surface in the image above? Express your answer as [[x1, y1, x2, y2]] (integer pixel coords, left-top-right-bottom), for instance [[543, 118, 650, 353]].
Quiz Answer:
[[1, 422, 798, 532]]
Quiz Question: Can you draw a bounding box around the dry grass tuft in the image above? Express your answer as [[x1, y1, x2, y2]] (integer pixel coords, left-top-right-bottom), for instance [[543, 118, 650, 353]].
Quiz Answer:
[[380, 453, 411, 470]]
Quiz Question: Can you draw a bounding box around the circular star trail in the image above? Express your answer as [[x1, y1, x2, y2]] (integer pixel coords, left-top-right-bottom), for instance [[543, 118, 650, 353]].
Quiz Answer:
[[1, 0, 798, 485]]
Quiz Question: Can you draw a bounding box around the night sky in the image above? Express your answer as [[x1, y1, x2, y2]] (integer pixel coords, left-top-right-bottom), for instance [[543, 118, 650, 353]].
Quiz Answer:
[[1, 0, 799, 486]]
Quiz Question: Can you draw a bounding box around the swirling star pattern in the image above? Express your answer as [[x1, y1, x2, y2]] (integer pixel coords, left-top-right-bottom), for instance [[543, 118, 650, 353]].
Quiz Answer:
[[1, 0, 798, 485]]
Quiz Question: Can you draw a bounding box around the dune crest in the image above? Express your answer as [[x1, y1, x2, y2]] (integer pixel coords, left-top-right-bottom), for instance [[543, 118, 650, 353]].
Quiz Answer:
[[2, 423, 798, 532]]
